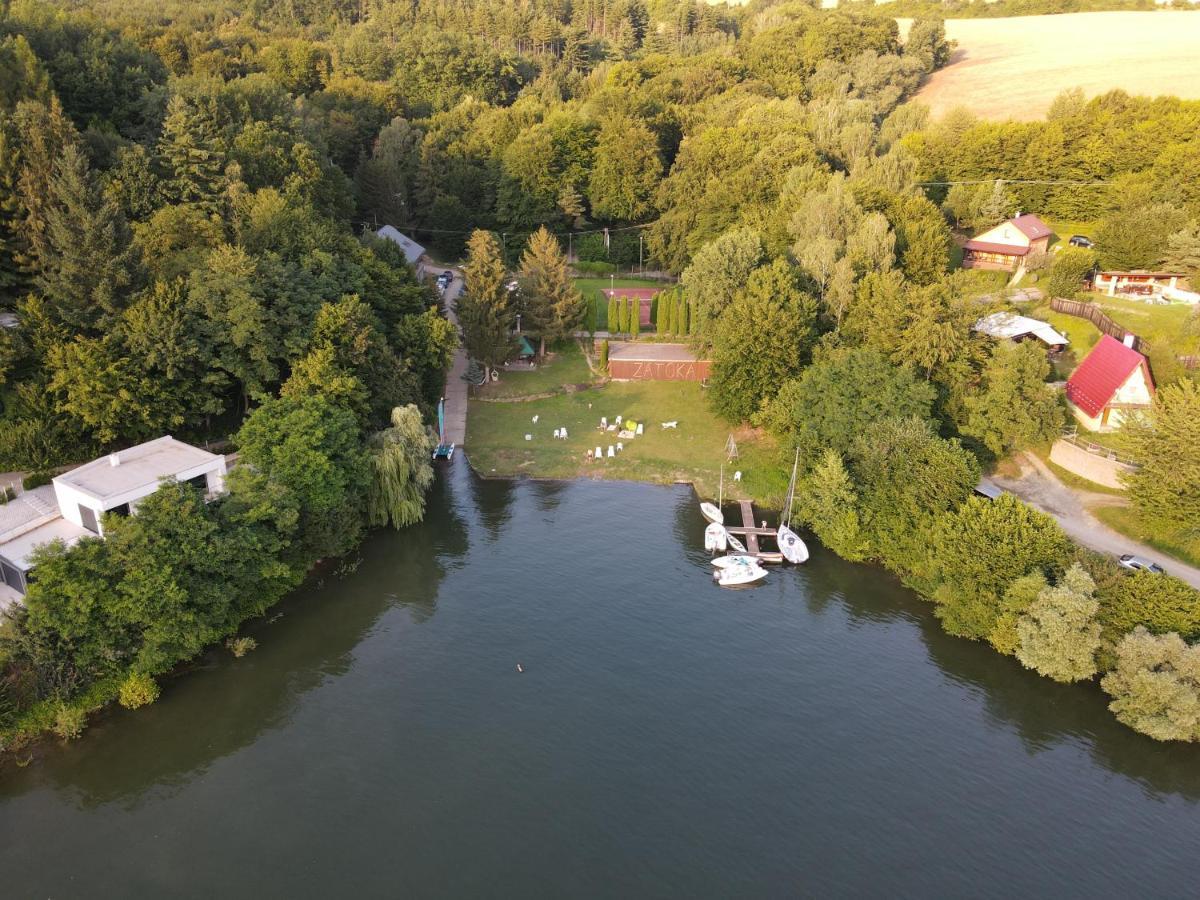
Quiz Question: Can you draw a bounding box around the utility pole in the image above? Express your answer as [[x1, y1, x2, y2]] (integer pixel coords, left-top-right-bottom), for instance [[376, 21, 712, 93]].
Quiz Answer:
[[638, 233, 644, 275]]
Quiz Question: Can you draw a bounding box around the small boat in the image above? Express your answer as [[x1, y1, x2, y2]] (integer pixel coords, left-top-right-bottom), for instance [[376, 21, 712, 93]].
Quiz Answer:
[[726, 531, 747, 554], [704, 522, 728, 553], [700, 502, 723, 525], [711, 554, 759, 569], [714, 561, 768, 587], [777, 449, 809, 564], [432, 397, 455, 460]]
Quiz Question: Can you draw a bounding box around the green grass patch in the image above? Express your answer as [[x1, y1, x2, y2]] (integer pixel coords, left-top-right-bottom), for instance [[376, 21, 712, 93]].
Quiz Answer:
[[1093, 506, 1200, 570], [467, 379, 789, 506], [474, 341, 596, 401], [1091, 295, 1199, 357], [575, 277, 663, 332]]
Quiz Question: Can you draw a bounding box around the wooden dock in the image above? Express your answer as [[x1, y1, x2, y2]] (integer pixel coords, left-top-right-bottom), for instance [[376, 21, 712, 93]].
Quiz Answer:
[[738, 501, 759, 556]]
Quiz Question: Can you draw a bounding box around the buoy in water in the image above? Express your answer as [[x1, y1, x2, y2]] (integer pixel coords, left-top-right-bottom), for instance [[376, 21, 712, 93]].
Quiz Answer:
[[516, 663, 524, 673]]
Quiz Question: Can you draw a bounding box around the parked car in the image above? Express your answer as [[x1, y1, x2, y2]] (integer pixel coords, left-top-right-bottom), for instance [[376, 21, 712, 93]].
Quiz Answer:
[[1118, 554, 1165, 574], [1069, 235, 1093, 249]]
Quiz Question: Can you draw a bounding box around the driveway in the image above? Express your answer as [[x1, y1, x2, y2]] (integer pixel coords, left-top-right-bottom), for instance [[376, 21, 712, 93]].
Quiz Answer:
[[993, 452, 1200, 590]]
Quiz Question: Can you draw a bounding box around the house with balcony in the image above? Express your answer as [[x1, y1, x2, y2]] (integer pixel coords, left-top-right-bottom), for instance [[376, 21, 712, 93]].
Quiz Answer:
[[962, 213, 1052, 277], [0, 436, 227, 606]]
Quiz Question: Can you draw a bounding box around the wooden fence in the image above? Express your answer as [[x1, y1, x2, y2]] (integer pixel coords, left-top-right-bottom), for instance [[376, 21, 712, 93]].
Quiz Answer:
[[1049, 298, 1146, 353]]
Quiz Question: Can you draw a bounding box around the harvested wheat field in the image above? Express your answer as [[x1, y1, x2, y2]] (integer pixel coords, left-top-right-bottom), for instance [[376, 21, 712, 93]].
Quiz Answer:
[[902, 12, 1200, 121]]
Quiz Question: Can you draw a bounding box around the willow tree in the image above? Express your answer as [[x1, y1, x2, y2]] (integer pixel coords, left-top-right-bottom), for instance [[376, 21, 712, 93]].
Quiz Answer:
[[367, 404, 436, 529]]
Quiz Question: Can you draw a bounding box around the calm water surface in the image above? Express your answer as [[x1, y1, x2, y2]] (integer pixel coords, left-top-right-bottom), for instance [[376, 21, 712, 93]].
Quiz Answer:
[[3, 459, 1200, 898]]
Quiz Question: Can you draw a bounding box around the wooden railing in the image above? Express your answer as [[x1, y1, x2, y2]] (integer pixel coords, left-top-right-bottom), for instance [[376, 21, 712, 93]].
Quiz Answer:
[[1049, 298, 1147, 353]]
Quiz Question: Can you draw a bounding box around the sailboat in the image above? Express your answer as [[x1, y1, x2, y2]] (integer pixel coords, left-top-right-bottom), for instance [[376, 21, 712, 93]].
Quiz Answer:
[[699, 462, 725, 524], [777, 449, 809, 564], [432, 397, 455, 460]]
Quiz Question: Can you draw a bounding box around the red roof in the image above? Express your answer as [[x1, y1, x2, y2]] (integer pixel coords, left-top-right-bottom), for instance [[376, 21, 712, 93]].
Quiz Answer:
[[1065, 334, 1153, 418], [601, 288, 660, 300], [964, 240, 1030, 256], [1011, 214, 1052, 241]]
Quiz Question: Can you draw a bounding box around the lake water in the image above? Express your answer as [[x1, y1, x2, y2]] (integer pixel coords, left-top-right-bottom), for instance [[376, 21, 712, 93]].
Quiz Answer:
[[3, 458, 1200, 897]]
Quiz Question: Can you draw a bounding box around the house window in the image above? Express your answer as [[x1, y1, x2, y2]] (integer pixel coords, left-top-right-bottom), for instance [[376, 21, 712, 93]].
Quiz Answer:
[[108, 503, 131, 517], [186, 474, 208, 492], [79, 504, 100, 534]]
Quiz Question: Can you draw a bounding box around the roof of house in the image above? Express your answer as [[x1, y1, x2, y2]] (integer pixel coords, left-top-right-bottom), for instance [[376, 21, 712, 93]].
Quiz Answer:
[[375, 225, 426, 265], [974, 312, 1069, 347], [0, 517, 91, 571], [1065, 335, 1153, 418], [54, 436, 223, 503], [0, 485, 61, 544], [1011, 213, 1052, 241], [607, 342, 699, 362], [963, 240, 1031, 257], [601, 288, 661, 300]]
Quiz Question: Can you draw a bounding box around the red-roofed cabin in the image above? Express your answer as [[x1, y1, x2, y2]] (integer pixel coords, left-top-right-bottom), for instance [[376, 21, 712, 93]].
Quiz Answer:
[[1065, 334, 1155, 432], [601, 287, 660, 327], [962, 214, 1052, 277]]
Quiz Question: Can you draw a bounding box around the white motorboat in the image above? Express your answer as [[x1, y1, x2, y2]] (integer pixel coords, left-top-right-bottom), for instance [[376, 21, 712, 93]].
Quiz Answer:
[[700, 502, 723, 525], [777, 449, 810, 565], [704, 522, 728, 553], [711, 554, 759, 569], [713, 561, 768, 587]]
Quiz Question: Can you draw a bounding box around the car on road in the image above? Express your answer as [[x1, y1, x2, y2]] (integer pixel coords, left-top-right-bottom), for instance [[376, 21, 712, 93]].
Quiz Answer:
[[1119, 554, 1165, 574], [1068, 235, 1093, 248]]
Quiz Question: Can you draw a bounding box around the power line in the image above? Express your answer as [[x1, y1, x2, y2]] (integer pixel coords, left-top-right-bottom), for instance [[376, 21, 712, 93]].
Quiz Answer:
[[916, 179, 1115, 188]]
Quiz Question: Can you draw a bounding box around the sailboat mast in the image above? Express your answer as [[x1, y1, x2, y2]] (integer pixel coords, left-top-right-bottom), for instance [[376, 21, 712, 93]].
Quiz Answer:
[[785, 448, 799, 528], [719, 461, 724, 509]]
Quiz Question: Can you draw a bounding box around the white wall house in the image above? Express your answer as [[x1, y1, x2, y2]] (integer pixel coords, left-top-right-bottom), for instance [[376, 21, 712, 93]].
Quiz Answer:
[[0, 437, 227, 607], [1065, 335, 1156, 432]]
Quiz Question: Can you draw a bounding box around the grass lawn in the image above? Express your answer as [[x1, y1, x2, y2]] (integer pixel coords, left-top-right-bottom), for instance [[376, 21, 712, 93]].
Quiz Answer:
[[467, 378, 790, 506], [575, 277, 663, 332], [1094, 506, 1200, 569], [1091, 295, 1199, 358], [473, 341, 596, 400]]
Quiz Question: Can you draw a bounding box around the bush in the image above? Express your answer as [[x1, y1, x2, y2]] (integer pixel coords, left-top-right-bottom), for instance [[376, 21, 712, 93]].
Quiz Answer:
[[226, 636, 258, 658], [21, 471, 54, 491], [1015, 563, 1101, 683], [53, 703, 87, 740], [118, 671, 160, 709], [1102, 627, 1200, 742], [1045, 247, 1096, 299], [574, 260, 617, 275], [599, 339, 609, 373], [1097, 571, 1200, 642]]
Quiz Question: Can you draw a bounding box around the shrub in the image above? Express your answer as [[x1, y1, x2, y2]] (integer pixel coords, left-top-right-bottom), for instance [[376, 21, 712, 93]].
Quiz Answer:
[[574, 260, 617, 275], [1045, 247, 1096, 299], [606, 296, 618, 333], [1097, 571, 1200, 642], [1102, 627, 1200, 742], [629, 300, 640, 338], [53, 703, 87, 740], [118, 671, 161, 709], [599, 339, 609, 373], [22, 471, 54, 491], [226, 636, 258, 658], [1015, 563, 1101, 683]]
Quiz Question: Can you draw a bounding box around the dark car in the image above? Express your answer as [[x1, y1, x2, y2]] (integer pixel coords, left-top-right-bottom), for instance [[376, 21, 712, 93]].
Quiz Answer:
[[1068, 235, 1093, 249], [1119, 554, 1165, 574]]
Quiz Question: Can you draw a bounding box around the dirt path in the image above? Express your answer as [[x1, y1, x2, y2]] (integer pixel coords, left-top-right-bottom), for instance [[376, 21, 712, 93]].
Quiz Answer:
[[424, 267, 467, 447], [993, 452, 1200, 589]]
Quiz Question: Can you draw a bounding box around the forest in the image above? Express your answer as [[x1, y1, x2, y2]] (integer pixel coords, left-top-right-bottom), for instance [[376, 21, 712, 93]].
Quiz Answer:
[[0, 0, 1198, 745]]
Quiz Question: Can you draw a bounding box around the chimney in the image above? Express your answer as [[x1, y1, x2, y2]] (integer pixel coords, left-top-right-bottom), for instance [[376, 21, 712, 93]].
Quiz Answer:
[[1123, 333, 1136, 349], [109, 453, 121, 467]]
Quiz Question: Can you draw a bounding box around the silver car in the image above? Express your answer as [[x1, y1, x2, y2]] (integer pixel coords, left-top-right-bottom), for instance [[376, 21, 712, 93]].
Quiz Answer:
[[1119, 554, 1165, 574]]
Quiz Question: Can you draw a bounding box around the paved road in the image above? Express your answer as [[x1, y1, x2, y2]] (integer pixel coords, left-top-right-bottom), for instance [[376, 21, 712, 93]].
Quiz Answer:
[[993, 452, 1200, 589], [435, 270, 468, 447]]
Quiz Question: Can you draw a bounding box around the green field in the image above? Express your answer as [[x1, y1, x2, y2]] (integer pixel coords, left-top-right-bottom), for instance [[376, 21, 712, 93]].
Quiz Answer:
[[575, 277, 664, 332], [474, 341, 596, 400], [1094, 506, 1200, 570], [467, 366, 788, 505]]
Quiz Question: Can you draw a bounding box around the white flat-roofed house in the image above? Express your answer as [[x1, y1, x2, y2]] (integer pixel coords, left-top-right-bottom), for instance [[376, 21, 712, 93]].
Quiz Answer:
[[0, 437, 227, 606], [53, 437, 226, 537], [974, 312, 1070, 351]]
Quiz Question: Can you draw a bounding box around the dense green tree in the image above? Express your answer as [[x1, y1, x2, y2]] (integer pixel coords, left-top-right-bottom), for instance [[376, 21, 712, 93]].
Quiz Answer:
[[355, 116, 423, 229], [1096, 202, 1189, 271], [458, 230, 516, 376], [1161, 223, 1200, 278], [234, 392, 370, 560], [1103, 627, 1200, 742], [930, 494, 1071, 640], [367, 404, 436, 529], [157, 94, 228, 213], [516, 226, 585, 356], [963, 340, 1065, 457], [1016, 563, 1101, 683], [1098, 571, 1200, 643], [1121, 380, 1200, 539], [36, 144, 139, 330], [680, 227, 765, 339], [989, 572, 1050, 657], [795, 449, 869, 561], [1045, 247, 1097, 299], [708, 259, 817, 422], [588, 116, 662, 221], [759, 347, 935, 460]]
